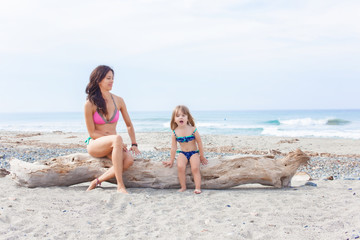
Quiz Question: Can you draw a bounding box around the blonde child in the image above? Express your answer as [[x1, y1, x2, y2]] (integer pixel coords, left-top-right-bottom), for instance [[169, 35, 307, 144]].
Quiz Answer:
[[163, 105, 208, 194]]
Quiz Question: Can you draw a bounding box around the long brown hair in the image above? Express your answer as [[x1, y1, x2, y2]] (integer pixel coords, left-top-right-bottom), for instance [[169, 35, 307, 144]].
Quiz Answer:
[[85, 65, 114, 115], [170, 105, 196, 130]]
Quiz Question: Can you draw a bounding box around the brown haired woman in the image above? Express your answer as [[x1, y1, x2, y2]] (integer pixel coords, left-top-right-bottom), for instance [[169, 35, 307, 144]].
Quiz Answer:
[[84, 65, 140, 193]]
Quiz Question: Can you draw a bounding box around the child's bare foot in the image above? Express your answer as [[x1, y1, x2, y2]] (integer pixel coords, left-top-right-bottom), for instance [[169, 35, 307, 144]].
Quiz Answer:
[[117, 188, 129, 194], [86, 178, 101, 191], [194, 189, 202, 194], [178, 188, 186, 192]]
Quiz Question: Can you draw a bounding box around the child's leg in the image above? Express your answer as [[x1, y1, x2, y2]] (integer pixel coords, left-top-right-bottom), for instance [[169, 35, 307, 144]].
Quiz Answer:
[[177, 154, 188, 192], [189, 154, 201, 193]]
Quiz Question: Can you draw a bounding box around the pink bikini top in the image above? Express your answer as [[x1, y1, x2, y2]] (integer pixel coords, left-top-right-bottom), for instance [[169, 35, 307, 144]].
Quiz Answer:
[[93, 95, 119, 125]]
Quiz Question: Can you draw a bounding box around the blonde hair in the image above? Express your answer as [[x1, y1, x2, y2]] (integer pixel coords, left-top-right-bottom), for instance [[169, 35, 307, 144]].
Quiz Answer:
[[170, 105, 196, 130]]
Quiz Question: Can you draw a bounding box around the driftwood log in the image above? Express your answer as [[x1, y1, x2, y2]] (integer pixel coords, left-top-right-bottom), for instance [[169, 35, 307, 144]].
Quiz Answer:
[[9, 149, 309, 189]]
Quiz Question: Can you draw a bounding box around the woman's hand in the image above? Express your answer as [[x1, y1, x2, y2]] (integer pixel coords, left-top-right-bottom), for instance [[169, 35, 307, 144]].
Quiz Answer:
[[122, 143, 128, 152], [200, 156, 208, 165], [162, 161, 174, 168], [129, 145, 141, 155]]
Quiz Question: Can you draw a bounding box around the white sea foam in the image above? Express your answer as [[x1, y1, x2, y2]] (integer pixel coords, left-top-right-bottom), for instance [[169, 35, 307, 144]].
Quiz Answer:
[[280, 118, 330, 126], [262, 127, 360, 139], [0, 122, 86, 132]]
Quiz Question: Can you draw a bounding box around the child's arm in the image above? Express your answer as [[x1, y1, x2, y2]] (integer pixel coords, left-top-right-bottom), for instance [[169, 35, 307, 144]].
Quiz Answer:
[[162, 132, 177, 167], [195, 130, 208, 165]]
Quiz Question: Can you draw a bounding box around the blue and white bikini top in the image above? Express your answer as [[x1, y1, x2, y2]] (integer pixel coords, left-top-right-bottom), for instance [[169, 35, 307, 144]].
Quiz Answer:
[[173, 128, 197, 143]]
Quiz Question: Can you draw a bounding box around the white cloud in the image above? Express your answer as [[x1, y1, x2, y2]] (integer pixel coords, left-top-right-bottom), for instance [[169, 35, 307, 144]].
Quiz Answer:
[[0, 0, 359, 111]]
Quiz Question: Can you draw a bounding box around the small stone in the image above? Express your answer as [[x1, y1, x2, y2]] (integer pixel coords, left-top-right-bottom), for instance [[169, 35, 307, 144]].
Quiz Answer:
[[305, 182, 317, 187]]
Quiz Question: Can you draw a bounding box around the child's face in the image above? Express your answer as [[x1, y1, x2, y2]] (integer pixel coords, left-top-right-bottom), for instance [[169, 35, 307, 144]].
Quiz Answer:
[[175, 110, 188, 127]]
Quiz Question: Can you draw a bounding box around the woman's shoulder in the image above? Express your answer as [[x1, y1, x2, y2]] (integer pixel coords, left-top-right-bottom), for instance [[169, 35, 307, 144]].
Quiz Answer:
[[111, 93, 122, 100], [85, 100, 94, 108], [84, 100, 96, 113], [111, 93, 124, 105]]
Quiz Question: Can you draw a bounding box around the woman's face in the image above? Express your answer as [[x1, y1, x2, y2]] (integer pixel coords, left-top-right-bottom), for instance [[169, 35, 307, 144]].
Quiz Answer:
[[99, 71, 114, 91]]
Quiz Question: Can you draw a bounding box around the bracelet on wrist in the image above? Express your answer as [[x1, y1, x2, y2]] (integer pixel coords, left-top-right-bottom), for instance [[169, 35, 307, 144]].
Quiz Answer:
[[132, 143, 138, 147]]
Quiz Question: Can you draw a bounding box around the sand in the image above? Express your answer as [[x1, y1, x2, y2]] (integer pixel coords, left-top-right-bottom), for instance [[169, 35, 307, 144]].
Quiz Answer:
[[1, 131, 360, 239]]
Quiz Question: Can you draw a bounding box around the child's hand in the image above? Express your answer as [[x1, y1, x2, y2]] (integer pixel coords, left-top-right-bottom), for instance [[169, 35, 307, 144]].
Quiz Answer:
[[162, 161, 174, 168], [200, 156, 208, 165]]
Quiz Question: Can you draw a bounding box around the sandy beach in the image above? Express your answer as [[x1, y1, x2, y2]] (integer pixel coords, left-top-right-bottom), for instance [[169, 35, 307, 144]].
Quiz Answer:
[[1, 131, 360, 239]]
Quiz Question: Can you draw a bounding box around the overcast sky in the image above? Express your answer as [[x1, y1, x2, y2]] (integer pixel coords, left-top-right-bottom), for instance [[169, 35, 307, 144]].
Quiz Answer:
[[0, 0, 359, 112]]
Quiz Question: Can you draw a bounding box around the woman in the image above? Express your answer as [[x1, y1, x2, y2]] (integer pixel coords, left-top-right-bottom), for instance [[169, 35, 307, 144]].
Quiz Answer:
[[84, 65, 140, 193]]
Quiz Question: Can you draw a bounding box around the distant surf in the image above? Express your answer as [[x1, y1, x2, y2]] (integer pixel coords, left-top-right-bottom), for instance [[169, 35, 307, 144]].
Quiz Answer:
[[0, 110, 359, 139]]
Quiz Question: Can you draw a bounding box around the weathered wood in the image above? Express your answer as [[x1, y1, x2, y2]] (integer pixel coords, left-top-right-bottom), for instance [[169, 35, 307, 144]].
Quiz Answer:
[[9, 149, 309, 189]]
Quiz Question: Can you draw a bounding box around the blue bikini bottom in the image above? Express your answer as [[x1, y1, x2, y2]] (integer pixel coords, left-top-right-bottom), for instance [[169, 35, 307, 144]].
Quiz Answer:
[[177, 150, 199, 162]]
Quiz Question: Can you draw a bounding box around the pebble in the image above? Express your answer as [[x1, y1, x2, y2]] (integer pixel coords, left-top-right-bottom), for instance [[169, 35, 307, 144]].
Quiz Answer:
[[1, 145, 360, 181], [0, 145, 234, 169], [305, 182, 317, 187], [0, 146, 87, 169], [298, 156, 360, 180]]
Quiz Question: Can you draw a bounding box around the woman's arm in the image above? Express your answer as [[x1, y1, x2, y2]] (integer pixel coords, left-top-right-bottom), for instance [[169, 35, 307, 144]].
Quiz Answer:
[[163, 132, 177, 167], [118, 96, 140, 154]]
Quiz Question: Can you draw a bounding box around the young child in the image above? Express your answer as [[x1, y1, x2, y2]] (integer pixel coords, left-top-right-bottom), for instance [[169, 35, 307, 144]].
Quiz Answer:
[[163, 105, 208, 194]]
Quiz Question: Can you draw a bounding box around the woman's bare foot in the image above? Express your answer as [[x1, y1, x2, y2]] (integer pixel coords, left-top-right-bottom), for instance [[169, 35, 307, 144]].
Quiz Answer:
[[178, 188, 187, 192], [194, 189, 202, 194], [117, 187, 129, 194], [86, 178, 101, 191]]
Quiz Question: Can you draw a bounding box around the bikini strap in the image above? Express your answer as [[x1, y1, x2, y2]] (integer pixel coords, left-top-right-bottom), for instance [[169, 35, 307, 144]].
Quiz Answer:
[[111, 94, 117, 109], [173, 130, 177, 137], [193, 128, 197, 135]]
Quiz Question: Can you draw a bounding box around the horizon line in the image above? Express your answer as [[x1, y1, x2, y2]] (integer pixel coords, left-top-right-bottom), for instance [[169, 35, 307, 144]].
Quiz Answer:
[[0, 108, 360, 114]]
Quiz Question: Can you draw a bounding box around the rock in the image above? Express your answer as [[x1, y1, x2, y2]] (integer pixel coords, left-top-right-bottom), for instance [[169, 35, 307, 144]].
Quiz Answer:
[[0, 168, 10, 178], [305, 182, 317, 187]]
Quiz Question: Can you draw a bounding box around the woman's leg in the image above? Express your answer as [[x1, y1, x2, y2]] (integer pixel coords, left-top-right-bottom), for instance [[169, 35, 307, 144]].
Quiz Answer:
[[177, 154, 188, 192], [87, 149, 134, 191], [189, 154, 202, 194], [95, 151, 134, 183], [86, 135, 127, 193], [108, 151, 134, 172]]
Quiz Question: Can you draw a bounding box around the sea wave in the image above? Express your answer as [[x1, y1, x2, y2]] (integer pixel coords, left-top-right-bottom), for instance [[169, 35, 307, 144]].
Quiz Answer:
[[196, 122, 264, 130], [279, 118, 351, 126], [326, 118, 350, 125], [262, 127, 360, 139], [264, 120, 281, 125]]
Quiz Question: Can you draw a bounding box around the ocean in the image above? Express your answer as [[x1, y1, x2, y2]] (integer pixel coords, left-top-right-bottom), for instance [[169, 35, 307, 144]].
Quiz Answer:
[[0, 110, 359, 139]]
